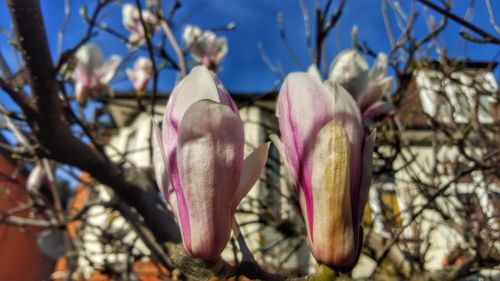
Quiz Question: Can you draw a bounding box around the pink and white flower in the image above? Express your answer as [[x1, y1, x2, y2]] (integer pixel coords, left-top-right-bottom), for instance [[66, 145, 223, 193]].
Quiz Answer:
[[182, 25, 228, 70], [74, 44, 121, 106], [328, 50, 394, 124], [126, 57, 153, 93], [152, 66, 269, 259], [122, 4, 159, 48], [272, 73, 375, 268]]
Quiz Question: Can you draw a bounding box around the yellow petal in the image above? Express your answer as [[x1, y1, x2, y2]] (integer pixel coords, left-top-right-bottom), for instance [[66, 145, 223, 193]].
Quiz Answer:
[[311, 120, 355, 267]]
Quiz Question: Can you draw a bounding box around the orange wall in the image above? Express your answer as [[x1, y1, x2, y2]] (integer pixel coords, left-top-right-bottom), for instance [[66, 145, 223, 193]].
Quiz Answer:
[[0, 156, 53, 280]]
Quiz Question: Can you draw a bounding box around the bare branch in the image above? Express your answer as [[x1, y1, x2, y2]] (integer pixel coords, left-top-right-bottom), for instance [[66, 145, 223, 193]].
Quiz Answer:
[[382, 0, 396, 47], [298, 0, 315, 63], [6, 0, 181, 254], [416, 0, 500, 44], [485, 0, 500, 35], [159, 19, 187, 77], [0, 77, 38, 118]]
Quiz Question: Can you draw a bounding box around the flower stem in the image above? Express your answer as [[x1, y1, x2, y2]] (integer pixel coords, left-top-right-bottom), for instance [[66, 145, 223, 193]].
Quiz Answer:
[[232, 217, 256, 263]]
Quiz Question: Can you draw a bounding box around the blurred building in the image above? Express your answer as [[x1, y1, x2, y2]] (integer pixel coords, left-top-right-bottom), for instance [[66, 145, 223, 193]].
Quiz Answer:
[[352, 61, 500, 279], [393, 60, 499, 269]]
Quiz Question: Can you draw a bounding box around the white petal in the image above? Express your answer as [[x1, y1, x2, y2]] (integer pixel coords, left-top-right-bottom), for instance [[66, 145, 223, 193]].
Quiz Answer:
[[269, 134, 297, 187], [328, 50, 369, 99], [75, 44, 104, 73], [369, 53, 388, 81], [98, 55, 122, 84], [307, 64, 323, 82], [151, 119, 171, 197], [233, 142, 270, 207]]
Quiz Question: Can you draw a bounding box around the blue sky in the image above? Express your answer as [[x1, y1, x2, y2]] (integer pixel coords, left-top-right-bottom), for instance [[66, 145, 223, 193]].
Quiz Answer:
[[1, 0, 499, 97], [0, 0, 498, 187]]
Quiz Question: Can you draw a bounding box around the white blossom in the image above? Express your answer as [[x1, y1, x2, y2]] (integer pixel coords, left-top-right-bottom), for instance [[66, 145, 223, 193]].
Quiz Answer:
[[74, 44, 121, 105], [182, 25, 228, 69], [122, 4, 159, 48], [126, 57, 153, 92]]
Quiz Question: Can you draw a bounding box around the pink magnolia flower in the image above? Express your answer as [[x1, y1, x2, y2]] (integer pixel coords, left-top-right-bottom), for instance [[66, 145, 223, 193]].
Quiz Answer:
[[152, 66, 269, 259], [328, 50, 393, 124], [74, 44, 121, 106], [126, 57, 153, 93], [182, 25, 228, 70], [122, 4, 159, 48], [271, 73, 375, 268]]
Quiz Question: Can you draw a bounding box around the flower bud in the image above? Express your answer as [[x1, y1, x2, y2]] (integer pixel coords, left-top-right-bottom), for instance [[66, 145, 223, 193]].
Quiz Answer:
[[152, 66, 269, 259], [273, 73, 375, 268]]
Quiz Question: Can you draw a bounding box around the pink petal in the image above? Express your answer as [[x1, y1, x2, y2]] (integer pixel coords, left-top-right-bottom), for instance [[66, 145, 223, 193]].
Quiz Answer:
[[163, 66, 237, 140], [214, 76, 239, 114], [363, 100, 394, 120], [276, 73, 336, 237], [276, 73, 335, 178], [162, 67, 239, 206], [357, 77, 392, 112], [269, 136, 314, 257], [233, 142, 270, 208], [74, 64, 96, 89], [98, 55, 122, 84], [176, 99, 244, 259]]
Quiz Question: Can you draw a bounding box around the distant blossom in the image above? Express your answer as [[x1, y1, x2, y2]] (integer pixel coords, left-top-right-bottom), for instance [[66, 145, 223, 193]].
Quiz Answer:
[[328, 50, 394, 125], [122, 4, 159, 49], [182, 25, 228, 70], [73, 44, 121, 106], [126, 57, 153, 94]]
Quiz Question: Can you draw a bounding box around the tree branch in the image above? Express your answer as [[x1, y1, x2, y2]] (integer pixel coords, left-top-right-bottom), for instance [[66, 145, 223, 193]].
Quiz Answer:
[[416, 0, 500, 44], [6, 0, 181, 257], [0, 76, 38, 119]]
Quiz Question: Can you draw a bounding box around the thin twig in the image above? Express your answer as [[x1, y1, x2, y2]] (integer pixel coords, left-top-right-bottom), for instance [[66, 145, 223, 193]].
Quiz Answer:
[[382, 0, 396, 47], [389, 13, 418, 57], [57, 0, 70, 56], [159, 20, 187, 78], [416, 0, 500, 44], [257, 44, 285, 80], [277, 13, 306, 70], [298, 0, 315, 63], [485, 0, 500, 35]]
